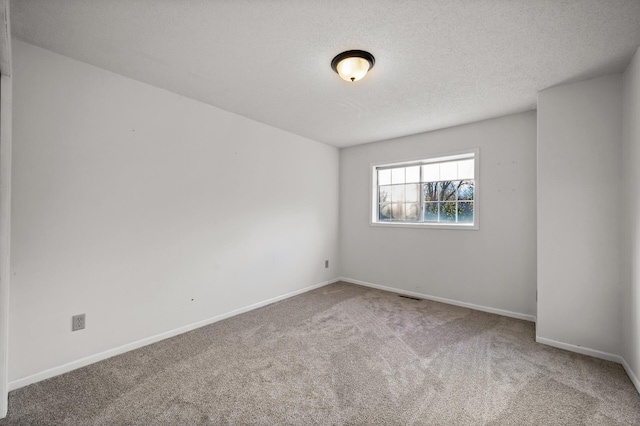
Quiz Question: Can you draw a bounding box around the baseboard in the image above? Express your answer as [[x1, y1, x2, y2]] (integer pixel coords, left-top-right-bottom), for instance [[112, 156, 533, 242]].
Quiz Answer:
[[535, 336, 623, 363], [621, 358, 640, 395], [340, 277, 536, 322], [342, 276, 639, 392], [8, 277, 340, 391]]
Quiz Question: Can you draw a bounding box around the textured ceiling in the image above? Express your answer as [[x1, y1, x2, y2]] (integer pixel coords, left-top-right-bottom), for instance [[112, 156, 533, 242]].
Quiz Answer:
[[9, 0, 640, 148]]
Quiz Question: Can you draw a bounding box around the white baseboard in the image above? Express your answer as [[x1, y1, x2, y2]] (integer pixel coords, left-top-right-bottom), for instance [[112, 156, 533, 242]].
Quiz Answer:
[[340, 276, 639, 394], [621, 357, 640, 395], [8, 278, 339, 391], [535, 336, 640, 395], [340, 277, 536, 322], [535, 336, 623, 363]]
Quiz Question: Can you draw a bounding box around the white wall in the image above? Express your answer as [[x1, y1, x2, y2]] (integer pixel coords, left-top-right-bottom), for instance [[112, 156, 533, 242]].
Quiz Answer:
[[537, 74, 623, 358], [0, 71, 12, 419], [623, 47, 640, 388], [9, 40, 339, 384], [340, 112, 537, 319], [0, 1, 12, 414]]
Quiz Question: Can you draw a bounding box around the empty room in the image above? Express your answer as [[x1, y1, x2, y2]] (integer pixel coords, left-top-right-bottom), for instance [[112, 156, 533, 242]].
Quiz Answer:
[[0, 0, 639, 424]]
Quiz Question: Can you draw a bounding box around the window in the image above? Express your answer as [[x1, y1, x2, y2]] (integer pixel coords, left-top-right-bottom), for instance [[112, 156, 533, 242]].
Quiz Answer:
[[371, 150, 478, 229]]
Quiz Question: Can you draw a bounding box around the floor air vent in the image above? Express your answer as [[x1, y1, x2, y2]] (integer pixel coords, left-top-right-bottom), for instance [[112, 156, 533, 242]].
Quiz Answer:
[[398, 295, 421, 301]]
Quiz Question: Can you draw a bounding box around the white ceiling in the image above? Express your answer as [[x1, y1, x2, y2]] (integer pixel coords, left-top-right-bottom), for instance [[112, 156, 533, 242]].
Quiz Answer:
[[9, 0, 640, 148]]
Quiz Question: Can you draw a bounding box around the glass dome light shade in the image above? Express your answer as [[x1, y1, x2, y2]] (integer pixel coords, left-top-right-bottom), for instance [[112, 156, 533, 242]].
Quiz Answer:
[[331, 50, 375, 82], [336, 56, 371, 82]]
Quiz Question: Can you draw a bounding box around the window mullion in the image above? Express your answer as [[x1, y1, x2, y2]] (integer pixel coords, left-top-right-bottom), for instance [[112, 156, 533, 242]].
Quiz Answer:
[[373, 151, 476, 227]]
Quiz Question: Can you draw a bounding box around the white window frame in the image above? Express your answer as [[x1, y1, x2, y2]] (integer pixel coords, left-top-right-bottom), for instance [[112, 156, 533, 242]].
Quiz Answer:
[[370, 148, 480, 230]]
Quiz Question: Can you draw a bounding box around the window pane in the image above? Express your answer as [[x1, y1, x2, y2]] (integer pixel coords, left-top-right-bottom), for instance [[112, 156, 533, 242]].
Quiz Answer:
[[424, 202, 438, 221], [391, 185, 404, 202], [391, 203, 404, 220], [405, 184, 419, 202], [458, 159, 474, 180], [440, 202, 457, 222], [391, 168, 405, 184], [374, 151, 476, 227], [405, 203, 419, 221], [438, 181, 457, 202], [458, 181, 474, 201], [379, 186, 391, 203], [379, 202, 391, 221], [378, 169, 391, 185], [406, 166, 420, 183], [424, 182, 438, 202], [440, 162, 457, 181], [458, 201, 474, 223], [422, 164, 439, 182]]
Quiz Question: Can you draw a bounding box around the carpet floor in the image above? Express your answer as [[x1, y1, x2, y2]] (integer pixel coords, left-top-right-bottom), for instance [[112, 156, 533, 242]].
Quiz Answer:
[[1, 282, 639, 425]]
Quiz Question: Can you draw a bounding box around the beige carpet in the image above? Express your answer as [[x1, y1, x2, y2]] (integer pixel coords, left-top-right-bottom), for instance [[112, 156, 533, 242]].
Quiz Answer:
[[1, 282, 639, 425]]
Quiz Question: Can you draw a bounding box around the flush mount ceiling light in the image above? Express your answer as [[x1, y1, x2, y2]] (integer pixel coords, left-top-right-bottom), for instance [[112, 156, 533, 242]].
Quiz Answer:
[[331, 50, 375, 82]]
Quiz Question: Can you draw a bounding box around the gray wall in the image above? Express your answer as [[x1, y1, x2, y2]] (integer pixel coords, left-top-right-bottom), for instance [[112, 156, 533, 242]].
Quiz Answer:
[[339, 112, 537, 319], [623, 47, 640, 388], [537, 74, 623, 357], [9, 40, 340, 385]]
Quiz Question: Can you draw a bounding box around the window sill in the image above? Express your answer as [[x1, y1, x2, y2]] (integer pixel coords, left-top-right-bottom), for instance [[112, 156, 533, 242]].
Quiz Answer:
[[370, 221, 479, 230]]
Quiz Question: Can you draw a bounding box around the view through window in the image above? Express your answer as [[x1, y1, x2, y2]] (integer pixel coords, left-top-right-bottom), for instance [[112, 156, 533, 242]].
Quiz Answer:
[[372, 151, 477, 227]]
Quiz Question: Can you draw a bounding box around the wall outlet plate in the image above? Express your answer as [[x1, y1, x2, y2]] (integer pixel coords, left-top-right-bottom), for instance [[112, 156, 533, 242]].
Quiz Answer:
[[72, 314, 85, 331], [325, 260, 329, 268]]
